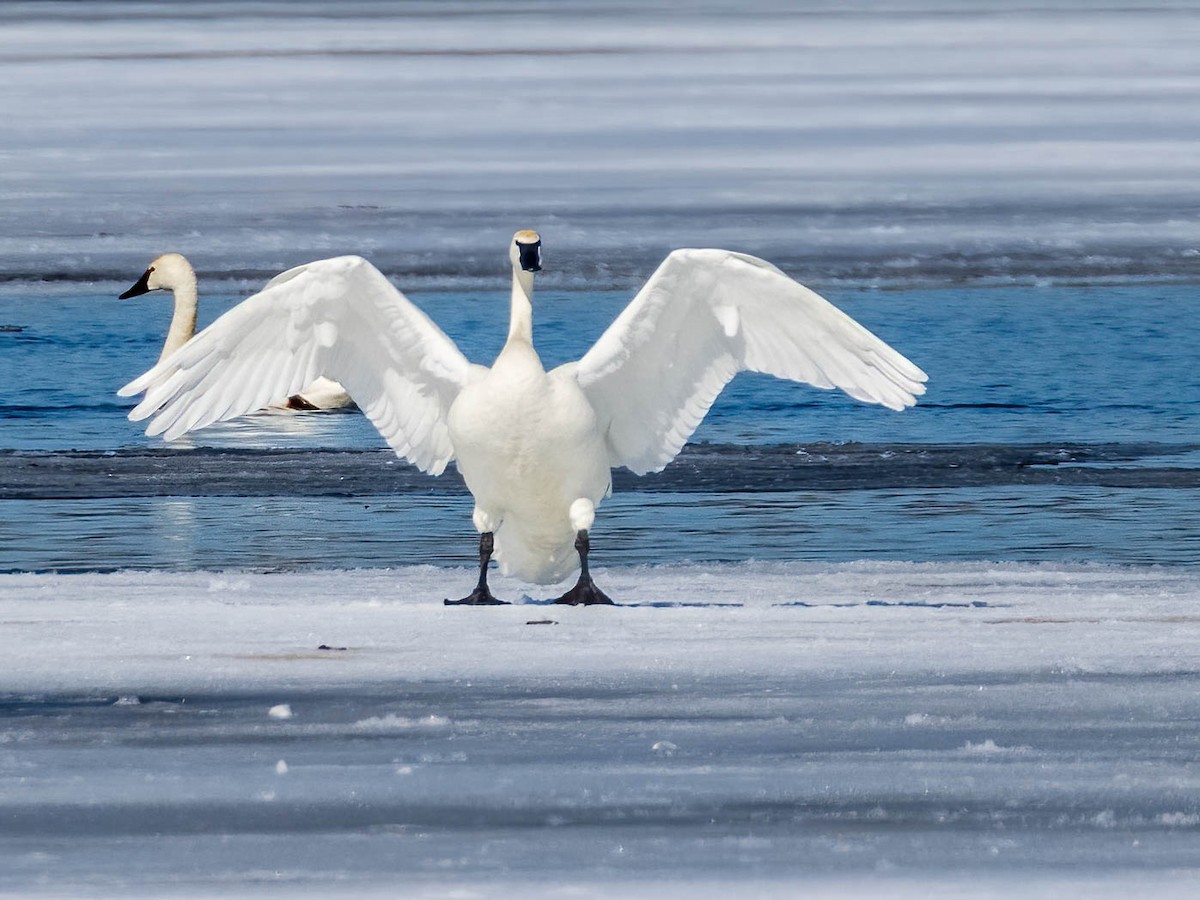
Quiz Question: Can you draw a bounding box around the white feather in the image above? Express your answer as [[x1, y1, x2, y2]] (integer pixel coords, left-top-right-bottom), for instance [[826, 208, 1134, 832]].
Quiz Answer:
[[574, 249, 928, 475], [118, 252, 356, 412], [120, 255, 471, 475]]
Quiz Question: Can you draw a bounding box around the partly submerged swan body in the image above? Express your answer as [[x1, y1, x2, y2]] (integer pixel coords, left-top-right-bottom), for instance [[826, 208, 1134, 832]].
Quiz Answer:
[[120, 232, 927, 604], [119, 253, 355, 412]]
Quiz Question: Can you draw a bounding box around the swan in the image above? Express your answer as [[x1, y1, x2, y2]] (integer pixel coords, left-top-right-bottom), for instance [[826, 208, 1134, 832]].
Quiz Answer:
[[118, 253, 355, 411], [119, 231, 927, 605]]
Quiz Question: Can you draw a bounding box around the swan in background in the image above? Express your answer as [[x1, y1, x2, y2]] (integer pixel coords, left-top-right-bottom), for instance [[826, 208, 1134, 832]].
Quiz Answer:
[[118, 253, 355, 411], [120, 231, 927, 605]]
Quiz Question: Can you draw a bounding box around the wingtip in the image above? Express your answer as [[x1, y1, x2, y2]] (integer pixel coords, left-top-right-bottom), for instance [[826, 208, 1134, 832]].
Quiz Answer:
[[128, 394, 163, 424], [118, 364, 164, 398], [901, 381, 927, 408]]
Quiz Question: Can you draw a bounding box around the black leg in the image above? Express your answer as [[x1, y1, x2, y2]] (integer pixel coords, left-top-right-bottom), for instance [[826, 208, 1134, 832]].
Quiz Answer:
[[553, 530, 614, 606], [444, 532, 508, 605]]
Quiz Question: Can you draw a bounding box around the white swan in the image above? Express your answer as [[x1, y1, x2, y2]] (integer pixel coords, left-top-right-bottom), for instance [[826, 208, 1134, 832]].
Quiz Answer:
[[119, 253, 355, 411], [119, 231, 927, 604]]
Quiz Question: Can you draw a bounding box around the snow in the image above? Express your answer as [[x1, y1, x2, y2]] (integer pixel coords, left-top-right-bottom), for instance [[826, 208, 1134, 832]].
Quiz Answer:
[[2, 562, 1198, 895]]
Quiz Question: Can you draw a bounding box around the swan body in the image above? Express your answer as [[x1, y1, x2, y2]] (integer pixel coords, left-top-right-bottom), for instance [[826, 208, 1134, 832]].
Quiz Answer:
[[119, 253, 355, 411], [449, 323, 612, 584], [120, 232, 927, 597]]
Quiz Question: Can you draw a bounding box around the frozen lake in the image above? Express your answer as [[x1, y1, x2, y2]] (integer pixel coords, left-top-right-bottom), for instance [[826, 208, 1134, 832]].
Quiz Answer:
[[1, 0, 1198, 287], [2, 564, 1199, 897], [3, 0, 1200, 895]]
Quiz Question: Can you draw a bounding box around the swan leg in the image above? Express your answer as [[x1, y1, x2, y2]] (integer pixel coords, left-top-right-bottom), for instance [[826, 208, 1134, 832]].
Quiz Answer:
[[444, 532, 508, 606], [553, 530, 614, 606]]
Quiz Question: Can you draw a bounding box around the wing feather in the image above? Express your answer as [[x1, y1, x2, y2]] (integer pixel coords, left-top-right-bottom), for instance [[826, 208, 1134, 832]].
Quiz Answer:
[[575, 249, 927, 474], [119, 255, 471, 474]]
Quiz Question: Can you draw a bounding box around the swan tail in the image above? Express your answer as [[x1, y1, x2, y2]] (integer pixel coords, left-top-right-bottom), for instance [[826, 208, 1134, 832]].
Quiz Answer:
[[492, 521, 579, 586]]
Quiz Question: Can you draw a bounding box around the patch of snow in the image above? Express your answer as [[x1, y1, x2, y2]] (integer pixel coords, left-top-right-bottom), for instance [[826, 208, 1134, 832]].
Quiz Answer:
[[1158, 813, 1200, 827], [962, 739, 1032, 755], [352, 714, 451, 733]]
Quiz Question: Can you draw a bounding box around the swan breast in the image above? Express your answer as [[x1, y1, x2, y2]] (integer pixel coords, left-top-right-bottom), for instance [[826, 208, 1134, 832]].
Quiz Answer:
[[448, 349, 611, 581]]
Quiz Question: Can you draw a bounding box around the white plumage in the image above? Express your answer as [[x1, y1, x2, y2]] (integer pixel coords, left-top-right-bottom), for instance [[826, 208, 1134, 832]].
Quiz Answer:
[[119, 252, 356, 412], [120, 232, 927, 603], [574, 249, 925, 475]]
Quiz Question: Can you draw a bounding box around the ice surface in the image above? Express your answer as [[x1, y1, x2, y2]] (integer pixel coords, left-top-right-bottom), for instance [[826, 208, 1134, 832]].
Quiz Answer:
[[1, 1, 1198, 286], [1, 562, 1198, 895], [2, 2, 1199, 894]]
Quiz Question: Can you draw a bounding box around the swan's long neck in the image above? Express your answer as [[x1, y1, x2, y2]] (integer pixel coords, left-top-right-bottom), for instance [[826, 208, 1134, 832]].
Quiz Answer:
[[506, 267, 535, 345], [160, 272, 198, 363]]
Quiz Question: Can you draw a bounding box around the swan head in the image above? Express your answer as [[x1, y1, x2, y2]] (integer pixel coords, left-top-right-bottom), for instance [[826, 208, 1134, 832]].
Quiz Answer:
[[510, 230, 542, 273], [119, 252, 195, 299]]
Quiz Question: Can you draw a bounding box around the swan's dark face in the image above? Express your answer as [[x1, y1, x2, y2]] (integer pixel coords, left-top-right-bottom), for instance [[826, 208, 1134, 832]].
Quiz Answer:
[[513, 230, 542, 273]]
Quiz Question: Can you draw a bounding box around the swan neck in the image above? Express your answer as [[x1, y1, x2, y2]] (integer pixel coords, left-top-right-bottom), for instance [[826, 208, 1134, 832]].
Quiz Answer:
[[160, 275, 198, 362], [507, 268, 534, 344]]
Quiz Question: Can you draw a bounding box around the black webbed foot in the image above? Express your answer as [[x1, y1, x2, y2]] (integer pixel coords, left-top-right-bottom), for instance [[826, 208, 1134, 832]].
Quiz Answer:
[[444, 531, 507, 606], [553, 577, 614, 606], [444, 587, 508, 606], [552, 529, 614, 606]]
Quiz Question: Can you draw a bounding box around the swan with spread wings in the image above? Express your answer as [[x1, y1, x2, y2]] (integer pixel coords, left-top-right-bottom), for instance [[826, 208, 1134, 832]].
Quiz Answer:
[[120, 231, 927, 605]]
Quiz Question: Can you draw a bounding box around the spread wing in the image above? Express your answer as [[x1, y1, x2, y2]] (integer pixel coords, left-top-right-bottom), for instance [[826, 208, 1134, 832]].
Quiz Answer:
[[119, 255, 472, 475], [573, 249, 927, 475]]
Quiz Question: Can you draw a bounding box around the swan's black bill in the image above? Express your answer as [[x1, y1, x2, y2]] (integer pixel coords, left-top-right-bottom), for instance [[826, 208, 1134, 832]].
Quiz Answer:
[[119, 268, 154, 299], [517, 240, 542, 273]]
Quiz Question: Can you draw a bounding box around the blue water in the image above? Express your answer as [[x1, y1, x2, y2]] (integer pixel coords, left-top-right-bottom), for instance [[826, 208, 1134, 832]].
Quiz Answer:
[[3, 280, 1199, 451], [2, 279, 1199, 572], [2, 0, 1199, 574]]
